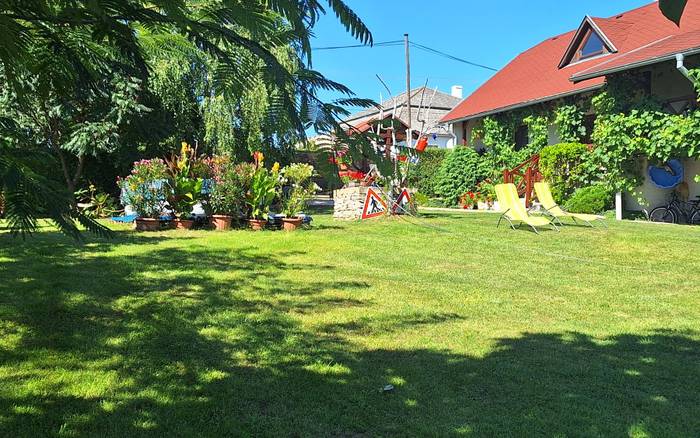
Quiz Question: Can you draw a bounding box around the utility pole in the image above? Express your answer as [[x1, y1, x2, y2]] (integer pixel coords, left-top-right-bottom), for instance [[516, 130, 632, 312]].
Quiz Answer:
[[404, 33, 412, 148]]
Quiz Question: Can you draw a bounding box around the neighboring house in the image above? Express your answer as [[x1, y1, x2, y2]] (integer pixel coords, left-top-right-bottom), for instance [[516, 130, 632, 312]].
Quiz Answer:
[[344, 86, 463, 149], [441, 1, 700, 217]]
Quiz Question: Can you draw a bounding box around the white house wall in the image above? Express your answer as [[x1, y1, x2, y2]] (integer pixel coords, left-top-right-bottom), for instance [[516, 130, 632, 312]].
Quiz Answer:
[[429, 134, 455, 149], [625, 158, 700, 213]]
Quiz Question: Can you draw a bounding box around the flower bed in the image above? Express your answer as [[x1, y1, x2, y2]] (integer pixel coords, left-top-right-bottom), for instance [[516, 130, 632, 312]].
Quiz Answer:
[[117, 145, 318, 232]]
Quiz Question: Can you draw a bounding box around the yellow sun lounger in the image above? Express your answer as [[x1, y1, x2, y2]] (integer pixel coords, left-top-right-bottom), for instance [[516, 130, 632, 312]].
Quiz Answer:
[[495, 183, 558, 234], [534, 182, 607, 227]]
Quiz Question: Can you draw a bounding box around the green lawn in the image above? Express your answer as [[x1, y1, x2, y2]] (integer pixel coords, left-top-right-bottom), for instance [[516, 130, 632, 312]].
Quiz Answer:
[[1, 212, 699, 437]]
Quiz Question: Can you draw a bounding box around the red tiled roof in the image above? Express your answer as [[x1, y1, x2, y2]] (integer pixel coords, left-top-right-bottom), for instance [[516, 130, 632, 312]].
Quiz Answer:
[[442, 1, 700, 123]]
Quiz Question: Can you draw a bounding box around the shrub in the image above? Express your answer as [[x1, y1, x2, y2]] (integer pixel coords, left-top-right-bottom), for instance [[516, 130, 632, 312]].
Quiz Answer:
[[281, 163, 317, 218], [118, 158, 170, 218], [539, 143, 591, 204], [408, 148, 450, 197], [207, 156, 253, 217], [564, 185, 612, 214], [435, 147, 491, 206], [246, 152, 280, 220]]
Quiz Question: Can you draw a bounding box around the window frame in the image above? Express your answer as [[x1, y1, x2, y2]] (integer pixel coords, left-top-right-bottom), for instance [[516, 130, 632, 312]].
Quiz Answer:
[[572, 30, 608, 63]]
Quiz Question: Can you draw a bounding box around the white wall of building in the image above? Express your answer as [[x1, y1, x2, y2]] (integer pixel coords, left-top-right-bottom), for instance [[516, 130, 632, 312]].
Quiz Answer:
[[429, 134, 455, 149], [624, 158, 700, 213]]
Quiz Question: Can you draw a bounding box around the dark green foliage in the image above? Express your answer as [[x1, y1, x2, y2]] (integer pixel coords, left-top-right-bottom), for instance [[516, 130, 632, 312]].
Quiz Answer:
[[539, 143, 591, 204], [554, 105, 586, 143], [564, 185, 612, 214], [0, 0, 375, 238], [408, 148, 450, 197], [435, 147, 490, 206], [659, 0, 688, 25]]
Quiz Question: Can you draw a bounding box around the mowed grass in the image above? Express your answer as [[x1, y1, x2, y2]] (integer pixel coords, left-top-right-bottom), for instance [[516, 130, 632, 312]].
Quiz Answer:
[[1, 211, 700, 437]]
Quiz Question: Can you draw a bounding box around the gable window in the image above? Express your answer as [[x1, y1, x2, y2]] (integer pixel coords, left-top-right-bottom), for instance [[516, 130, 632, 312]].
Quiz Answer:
[[559, 17, 616, 69], [573, 31, 607, 62]]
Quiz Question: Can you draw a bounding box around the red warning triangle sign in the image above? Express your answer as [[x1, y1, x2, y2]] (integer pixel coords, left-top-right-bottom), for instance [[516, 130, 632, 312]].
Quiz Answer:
[[362, 188, 387, 219], [393, 189, 411, 213]]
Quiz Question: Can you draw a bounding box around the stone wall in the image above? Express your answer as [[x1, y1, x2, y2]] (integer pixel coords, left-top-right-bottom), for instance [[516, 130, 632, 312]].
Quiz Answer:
[[333, 186, 369, 220], [333, 186, 418, 219]]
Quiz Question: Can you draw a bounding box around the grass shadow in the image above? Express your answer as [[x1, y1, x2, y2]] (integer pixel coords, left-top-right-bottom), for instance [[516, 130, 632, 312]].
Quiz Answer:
[[0, 232, 699, 436]]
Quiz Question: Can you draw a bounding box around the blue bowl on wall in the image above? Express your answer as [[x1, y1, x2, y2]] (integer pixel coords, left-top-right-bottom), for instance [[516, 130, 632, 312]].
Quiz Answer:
[[648, 159, 684, 189]]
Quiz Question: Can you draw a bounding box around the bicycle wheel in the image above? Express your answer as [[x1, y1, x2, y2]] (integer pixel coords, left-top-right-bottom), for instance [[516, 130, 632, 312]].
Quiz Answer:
[[690, 210, 700, 226], [649, 207, 677, 224]]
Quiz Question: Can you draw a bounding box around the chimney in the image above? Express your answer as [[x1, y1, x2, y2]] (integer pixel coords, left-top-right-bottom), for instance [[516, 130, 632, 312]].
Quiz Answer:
[[451, 85, 463, 99]]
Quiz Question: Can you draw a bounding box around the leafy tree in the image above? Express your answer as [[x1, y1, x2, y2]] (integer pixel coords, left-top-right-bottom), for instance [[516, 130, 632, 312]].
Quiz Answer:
[[0, 0, 375, 238], [659, 0, 687, 25], [0, 72, 149, 194]]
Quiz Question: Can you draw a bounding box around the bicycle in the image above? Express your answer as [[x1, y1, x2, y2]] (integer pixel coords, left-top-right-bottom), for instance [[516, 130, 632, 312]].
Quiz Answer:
[[648, 191, 700, 225]]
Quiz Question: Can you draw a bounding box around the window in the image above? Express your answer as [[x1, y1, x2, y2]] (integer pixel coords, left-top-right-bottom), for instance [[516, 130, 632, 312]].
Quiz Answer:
[[514, 125, 528, 151], [573, 30, 607, 62], [582, 114, 596, 144]]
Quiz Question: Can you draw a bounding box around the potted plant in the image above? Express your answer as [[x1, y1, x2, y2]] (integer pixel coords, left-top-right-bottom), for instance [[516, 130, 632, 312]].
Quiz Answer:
[[460, 191, 478, 210], [476, 180, 497, 210], [118, 159, 170, 231], [170, 176, 202, 229], [280, 163, 317, 231], [245, 151, 280, 231], [166, 142, 206, 229], [206, 157, 253, 230]]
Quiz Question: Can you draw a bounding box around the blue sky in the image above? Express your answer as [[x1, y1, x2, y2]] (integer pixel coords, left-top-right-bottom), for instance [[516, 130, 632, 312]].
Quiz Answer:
[[310, 0, 652, 115]]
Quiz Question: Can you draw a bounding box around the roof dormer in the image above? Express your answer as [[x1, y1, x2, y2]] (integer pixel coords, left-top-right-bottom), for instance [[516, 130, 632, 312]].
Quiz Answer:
[[559, 16, 617, 68]]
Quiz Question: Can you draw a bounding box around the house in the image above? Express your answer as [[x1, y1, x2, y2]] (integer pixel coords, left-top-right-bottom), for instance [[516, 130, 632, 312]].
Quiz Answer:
[[441, 1, 700, 218], [344, 86, 463, 149]]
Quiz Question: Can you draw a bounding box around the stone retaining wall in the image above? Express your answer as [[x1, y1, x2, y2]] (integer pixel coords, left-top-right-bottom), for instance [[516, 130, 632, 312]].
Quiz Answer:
[[333, 186, 417, 220], [333, 186, 369, 220]]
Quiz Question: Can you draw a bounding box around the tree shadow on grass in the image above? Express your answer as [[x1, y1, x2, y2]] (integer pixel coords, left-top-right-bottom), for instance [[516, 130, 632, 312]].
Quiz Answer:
[[0, 233, 699, 436]]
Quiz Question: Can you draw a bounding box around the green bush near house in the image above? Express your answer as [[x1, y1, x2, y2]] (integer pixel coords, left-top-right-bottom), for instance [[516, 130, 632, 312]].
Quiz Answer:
[[408, 148, 450, 197], [539, 143, 591, 204], [564, 185, 612, 214], [435, 147, 491, 206]]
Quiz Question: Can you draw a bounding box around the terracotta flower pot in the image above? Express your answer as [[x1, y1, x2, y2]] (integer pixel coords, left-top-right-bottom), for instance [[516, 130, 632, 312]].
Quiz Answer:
[[135, 217, 160, 232], [248, 219, 267, 231], [211, 215, 233, 231], [282, 217, 303, 231], [173, 218, 194, 230]]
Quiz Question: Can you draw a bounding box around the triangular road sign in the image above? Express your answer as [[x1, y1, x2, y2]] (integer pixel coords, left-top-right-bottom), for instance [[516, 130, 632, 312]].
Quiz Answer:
[[362, 188, 387, 219], [393, 189, 411, 214]]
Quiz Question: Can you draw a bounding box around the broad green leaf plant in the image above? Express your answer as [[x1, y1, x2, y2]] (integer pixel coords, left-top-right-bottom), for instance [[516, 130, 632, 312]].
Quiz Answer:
[[246, 152, 280, 221]]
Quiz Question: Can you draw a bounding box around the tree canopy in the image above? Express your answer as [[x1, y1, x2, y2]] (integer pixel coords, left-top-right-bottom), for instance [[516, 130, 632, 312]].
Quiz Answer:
[[0, 0, 375, 238]]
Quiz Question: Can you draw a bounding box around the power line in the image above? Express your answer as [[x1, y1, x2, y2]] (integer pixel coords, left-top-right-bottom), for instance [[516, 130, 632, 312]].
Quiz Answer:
[[313, 40, 403, 51], [312, 38, 498, 72], [410, 42, 498, 72]]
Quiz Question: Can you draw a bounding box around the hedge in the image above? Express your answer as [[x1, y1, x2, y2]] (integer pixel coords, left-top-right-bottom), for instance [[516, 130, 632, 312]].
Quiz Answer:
[[564, 185, 612, 214], [539, 142, 590, 204], [435, 147, 491, 206], [408, 148, 450, 197]]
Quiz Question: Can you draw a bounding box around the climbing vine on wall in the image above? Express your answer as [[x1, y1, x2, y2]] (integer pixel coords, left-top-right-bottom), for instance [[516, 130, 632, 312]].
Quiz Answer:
[[585, 70, 700, 198], [465, 67, 700, 197], [471, 110, 551, 173], [523, 114, 550, 153], [554, 104, 585, 143]]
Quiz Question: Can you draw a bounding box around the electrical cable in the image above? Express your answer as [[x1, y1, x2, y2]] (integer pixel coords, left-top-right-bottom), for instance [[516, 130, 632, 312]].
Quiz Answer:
[[409, 42, 498, 72], [312, 39, 497, 72], [313, 40, 403, 51]]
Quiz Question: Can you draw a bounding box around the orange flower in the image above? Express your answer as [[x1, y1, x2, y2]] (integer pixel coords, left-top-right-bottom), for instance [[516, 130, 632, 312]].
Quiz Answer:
[[253, 151, 264, 167]]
